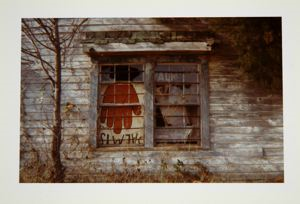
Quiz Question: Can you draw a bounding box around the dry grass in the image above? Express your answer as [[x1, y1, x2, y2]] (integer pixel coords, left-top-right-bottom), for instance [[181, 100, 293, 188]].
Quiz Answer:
[[59, 159, 215, 183], [20, 158, 215, 183], [20, 151, 283, 183], [20, 160, 55, 183], [90, 164, 214, 183]]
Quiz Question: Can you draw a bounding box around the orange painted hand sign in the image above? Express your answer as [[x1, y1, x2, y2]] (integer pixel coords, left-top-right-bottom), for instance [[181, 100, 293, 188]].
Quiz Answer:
[[100, 83, 141, 134]]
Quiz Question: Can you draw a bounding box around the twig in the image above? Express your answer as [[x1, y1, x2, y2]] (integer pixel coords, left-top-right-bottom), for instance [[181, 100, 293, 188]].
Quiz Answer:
[[22, 20, 56, 52]]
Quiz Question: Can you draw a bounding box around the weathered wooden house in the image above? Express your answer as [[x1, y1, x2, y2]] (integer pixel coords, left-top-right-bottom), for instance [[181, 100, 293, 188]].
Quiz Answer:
[[20, 18, 283, 182]]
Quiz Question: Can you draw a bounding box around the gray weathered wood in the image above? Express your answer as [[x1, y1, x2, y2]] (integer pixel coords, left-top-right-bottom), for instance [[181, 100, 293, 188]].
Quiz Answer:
[[213, 142, 283, 149], [83, 42, 211, 53], [88, 63, 98, 148], [200, 60, 210, 149], [24, 90, 89, 98], [210, 118, 283, 127], [211, 126, 283, 134], [24, 127, 89, 136], [209, 96, 283, 105], [263, 148, 284, 156], [82, 18, 161, 25], [81, 24, 207, 32], [91, 55, 203, 64], [215, 147, 264, 157], [24, 104, 89, 113], [84, 18, 205, 26], [211, 134, 283, 143], [144, 63, 154, 148]]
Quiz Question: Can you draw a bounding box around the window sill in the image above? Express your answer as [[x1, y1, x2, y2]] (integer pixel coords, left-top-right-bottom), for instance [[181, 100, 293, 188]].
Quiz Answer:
[[92, 144, 204, 152]]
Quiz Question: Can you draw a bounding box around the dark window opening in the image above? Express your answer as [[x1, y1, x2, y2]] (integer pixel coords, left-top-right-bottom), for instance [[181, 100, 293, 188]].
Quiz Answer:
[[101, 65, 143, 82]]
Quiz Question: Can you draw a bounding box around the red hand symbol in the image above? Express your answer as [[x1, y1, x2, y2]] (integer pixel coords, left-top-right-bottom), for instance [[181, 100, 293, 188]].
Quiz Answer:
[[100, 83, 141, 134]]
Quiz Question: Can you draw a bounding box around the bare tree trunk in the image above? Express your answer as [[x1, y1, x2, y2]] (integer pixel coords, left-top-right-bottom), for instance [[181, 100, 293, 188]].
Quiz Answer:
[[51, 18, 64, 182], [22, 18, 87, 182]]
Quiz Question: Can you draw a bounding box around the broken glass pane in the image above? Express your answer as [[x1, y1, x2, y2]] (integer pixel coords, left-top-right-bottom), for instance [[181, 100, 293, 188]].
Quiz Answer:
[[130, 65, 144, 82], [184, 73, 198, 82], [101, 65, 114, 82]]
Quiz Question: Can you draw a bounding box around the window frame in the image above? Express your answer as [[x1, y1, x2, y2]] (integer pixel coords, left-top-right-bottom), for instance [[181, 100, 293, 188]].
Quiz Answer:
[[97, 63, 146, 147], [154, 63, 202, 145], [89, 55, 210, 150]]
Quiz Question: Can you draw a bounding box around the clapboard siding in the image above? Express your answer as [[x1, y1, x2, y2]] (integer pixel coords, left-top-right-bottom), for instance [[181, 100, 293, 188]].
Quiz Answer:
[[22, 83, 90, 92], [206, 55, 283, 181], [23, 112, 89, 121], [211, 134, 283, 143], [210, 118, 283, 127], [20, 18, 283, 182], [23, 97, 89, 105], [23, 76, 90, 84], [21, 120, 89, 128], [209, 96, 282, 105], [24, 90, 90, 99]]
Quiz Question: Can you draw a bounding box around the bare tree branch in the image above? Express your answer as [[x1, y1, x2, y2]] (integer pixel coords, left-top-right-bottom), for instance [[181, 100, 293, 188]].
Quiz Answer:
[[34, 18, 56, 46], [21, 48, 55, 73], [21, 57, 35, 64], [22, 19, 56, 52], [60, 18, 88, 65], [22, 22, 55, 88], [66, 18, 88, 48], [60, 18, 88, 48], [49, 18, 56, 26]]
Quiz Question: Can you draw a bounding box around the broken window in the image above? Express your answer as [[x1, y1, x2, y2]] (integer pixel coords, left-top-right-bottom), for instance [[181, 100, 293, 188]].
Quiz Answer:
[[154, 64, 201, 144], [93, 61, 208, 149], [97, 64, 145, 147]]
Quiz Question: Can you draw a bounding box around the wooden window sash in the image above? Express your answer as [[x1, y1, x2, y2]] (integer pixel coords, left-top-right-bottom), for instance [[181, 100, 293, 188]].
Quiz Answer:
[[154, 63, 202, 145], [96, 63, 146, 147], [89, 57, 210, 150]]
